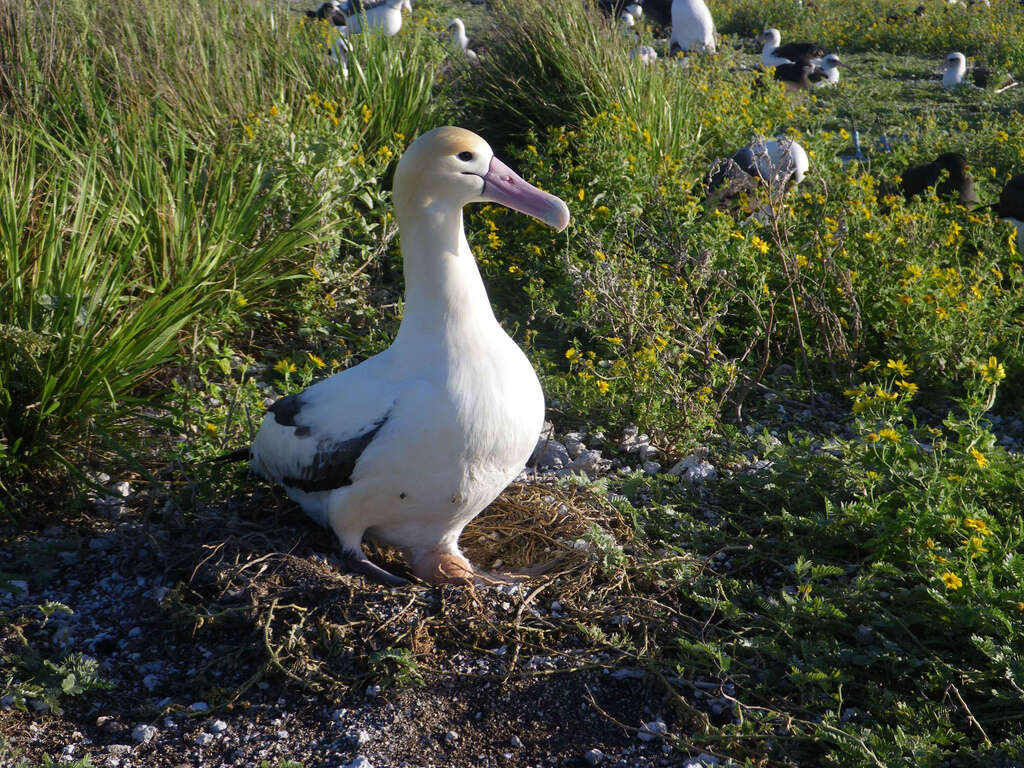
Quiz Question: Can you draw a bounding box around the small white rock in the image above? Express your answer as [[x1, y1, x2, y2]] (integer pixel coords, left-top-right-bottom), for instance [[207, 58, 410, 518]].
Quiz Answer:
[[667, 455, 717, 483], [131, 724, 157, 743], [445, 730, 459, 743], [584, 748, 605, 766], [209, 719, 228, 734], [682, 753, 720, 767], [105, 745, 131, 755], [195, 732, 214, 746], [350, 729, 371, 747], [510, 735, 524, 748], [188, 701, 209, 712], [637, 719, 667, 742], [343, 758, 374, 768], [365, 684, 381, 699]]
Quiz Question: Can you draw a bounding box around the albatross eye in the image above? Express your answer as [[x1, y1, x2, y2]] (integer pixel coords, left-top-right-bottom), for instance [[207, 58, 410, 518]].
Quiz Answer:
[[457, 151, 474, 162]]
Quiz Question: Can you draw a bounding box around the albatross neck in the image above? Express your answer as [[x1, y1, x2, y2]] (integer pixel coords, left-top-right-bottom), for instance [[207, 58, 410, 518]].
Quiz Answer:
[[392, 202, 497, 346]]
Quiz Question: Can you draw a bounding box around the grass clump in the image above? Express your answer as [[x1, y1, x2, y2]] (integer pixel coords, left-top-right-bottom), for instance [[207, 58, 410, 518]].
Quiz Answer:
[[0, 0, 447, 477]]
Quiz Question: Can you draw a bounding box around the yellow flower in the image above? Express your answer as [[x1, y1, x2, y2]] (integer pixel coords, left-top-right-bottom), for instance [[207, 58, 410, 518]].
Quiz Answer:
[[878, 428, 901, 443], [968, 536, 989, 556], [361, 104, 372, 124], [895, 379, 918, 396], [865, 432, 880, 442], [269, 104, 279, 117], [596, 380, 610, 394], [980, 356, 1006, 384], [577, 188, 585, 201], [565, 348, 578, 360], [594, 250, 606, 261], [886, 359, 912, 376], [964, 518, 992, 536], [751, 236, 770, 255], [274, 359, 297, 375], [205, 423, 219, 436], [940, 572, 963, 590], [236, 296, 248, 308], [970, 447, 989, 469], [308, 353, 326, 368]]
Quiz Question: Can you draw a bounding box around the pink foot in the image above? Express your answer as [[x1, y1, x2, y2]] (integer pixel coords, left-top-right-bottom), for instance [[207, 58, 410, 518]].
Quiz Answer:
[[410, 550, 515, 586]]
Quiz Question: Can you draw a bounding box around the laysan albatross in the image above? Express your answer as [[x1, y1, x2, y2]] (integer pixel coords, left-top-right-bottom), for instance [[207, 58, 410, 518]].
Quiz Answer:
[[247, 127, 570, 587]]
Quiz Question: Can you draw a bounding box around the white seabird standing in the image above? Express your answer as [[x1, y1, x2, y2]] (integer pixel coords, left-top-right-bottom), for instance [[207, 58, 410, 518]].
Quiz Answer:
[[942, 52, 967, 88], [447, 18, 477, 59], [670, 0, 715, 54], [248, 127, 570, 586]]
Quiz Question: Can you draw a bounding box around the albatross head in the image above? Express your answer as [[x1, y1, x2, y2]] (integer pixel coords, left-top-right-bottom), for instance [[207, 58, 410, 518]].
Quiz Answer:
[[944, 52, 966, 73], [758, 28, 781, 48], [393, 126, 570, 231]]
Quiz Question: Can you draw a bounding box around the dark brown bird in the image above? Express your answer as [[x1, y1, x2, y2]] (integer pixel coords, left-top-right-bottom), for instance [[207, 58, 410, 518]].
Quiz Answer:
[[901, 153, 978, 206], [988, 174, 1024, 250], [773, 60, 814, 91]]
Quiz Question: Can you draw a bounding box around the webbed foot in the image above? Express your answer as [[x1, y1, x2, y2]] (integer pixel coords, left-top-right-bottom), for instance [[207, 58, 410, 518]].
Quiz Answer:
[[341, 548, 410, 587]]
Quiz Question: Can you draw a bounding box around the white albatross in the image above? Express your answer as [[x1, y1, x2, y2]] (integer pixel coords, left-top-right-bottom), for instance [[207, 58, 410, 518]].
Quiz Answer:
[[447, 18, 477, 59], [670, 0, 715, 54], [340, 0, 405, 36], [942, 52, 967, 88], [809, 53, 849, 86], [248, 127, 570, 586]]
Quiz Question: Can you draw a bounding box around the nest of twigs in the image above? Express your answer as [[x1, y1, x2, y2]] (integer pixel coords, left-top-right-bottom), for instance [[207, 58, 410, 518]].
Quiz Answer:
[[170, 481, 643, 702]]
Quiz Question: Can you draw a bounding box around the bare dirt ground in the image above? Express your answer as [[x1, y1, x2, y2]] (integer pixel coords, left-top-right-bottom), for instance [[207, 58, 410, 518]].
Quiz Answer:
[[1, 481, 715, 768]]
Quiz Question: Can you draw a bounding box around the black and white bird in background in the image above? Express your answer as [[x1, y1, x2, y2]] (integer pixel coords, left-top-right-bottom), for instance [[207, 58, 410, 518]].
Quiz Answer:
[[758, 28, 824, 68], [704, 136, 809, 209]]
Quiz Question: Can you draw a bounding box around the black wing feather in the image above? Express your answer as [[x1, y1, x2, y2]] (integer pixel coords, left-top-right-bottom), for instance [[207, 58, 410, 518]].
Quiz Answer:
[[773, 42, 824, 62], [282, 412, 390, 492]]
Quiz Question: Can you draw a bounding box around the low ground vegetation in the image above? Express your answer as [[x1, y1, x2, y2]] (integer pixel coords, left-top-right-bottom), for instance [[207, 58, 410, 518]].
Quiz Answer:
[[2, 0, 1024, 765]]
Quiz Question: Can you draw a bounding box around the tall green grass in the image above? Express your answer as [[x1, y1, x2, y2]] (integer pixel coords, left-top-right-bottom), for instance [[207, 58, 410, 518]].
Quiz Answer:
[[0, 0, 445, 478], [0, 128, 323, 468]]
